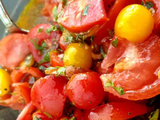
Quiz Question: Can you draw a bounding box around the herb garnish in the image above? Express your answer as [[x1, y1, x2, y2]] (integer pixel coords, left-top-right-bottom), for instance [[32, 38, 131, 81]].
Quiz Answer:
[[142, 1, 154, 9], [30, 39, 48, 52], [45, 25, 58, 35], [82, 5, 90, 16], [111, 38, 118, 47], [43, 112, 53, 119], [39, 52, 50, 64], [46, 66, 66, 76], [37, 28, 43, 33], [33, 116, 42, 120], [105, 80, 125, 95]]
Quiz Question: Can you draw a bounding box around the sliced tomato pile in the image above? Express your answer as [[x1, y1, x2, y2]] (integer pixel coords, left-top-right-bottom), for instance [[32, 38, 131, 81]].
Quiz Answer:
[[0, 0, 160, 120]]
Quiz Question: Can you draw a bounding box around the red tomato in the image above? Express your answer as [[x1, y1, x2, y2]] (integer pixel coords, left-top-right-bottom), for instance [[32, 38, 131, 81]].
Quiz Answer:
[[50, 51, 64, 67], [11, 67, 45, 83], [0, 33, 30, 70], [150, 0, 160, 36], [84, 102, 148, 120], [0, 83, 31, 110], [28, 24, 62, 63], [66, 72, 104, 110], [101, 34, 160, 100], [58, 0, 107, 33], [31, 75, 68, 118], [17, 102, 36, 120], [32, 110, 54, 120]]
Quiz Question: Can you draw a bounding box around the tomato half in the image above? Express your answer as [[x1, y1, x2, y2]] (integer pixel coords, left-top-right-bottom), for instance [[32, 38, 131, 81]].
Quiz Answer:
[[0, 33, 30, 70], [0, 83, 31, 110], [31, 75, 68, 118], [101, 34, 160, 100], [28, 24, 62, 64], [58, 0, 107, 33], [66, 72, 104, 110], [11, 67, 45, 83], [84, 102, 148, 120]]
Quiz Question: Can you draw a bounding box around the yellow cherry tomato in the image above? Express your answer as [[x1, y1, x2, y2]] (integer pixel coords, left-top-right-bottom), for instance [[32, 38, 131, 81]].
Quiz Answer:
[[63, 43, 92, 69], [0, 69, 11, 96], [115, 4, 154, 43]]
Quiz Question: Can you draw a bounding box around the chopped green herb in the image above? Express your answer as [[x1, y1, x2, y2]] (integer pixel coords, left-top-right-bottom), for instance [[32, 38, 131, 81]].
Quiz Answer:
[[111, 38, 118, 47], [82, 5, 90, 16], [30, 39, 48, 52], [33, 116, 42, 120], [69, 116, 77, 120], [108, 29, 114, 39], [52, 6, 58, 22], [45, 25, 58, 35], [149, 109, 159, 120], [39, 65, 46, 71], [39, 52, 50, 64], [142, 1, 154, 9], [90, 35, 94, 42], [9, 92, 17, 95], [66, 35, 73, 43], [37, 28, 43, 33], [59, 25, 64, 32], [105, 80, 125, 95], [62, 0, 68, 6], [128, 112, 131, 115], [43, 112, 53, 119], [57, 67, 66, 76], [146, 1, 154, 9]]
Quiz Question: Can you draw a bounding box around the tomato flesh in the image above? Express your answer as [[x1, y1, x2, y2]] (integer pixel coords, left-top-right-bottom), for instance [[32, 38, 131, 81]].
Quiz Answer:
[[31, 75, 68, 118]]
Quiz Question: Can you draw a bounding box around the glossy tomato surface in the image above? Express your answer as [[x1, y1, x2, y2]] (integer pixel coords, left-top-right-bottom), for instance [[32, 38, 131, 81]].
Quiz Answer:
[[66, 72, 104, 110], [31, 75, 68, 118]]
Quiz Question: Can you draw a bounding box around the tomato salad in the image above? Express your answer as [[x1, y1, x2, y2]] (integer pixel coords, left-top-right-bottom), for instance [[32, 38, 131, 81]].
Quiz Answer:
[[0, 0, 160, 119]]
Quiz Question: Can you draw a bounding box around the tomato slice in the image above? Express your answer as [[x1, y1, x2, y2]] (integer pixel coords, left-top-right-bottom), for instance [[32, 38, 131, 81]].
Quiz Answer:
[[17, 102, 36, 120], [28, 24, 62, 63], [50, 51, 64, 67], [84, 102, 148, 120], [101, 34, 160, 100], [58, 0, 108, 33], [10, 67, 45, 83], [31, 75, 68, 118], [0, 33, 30, 70], [0, 83, 31, 110]]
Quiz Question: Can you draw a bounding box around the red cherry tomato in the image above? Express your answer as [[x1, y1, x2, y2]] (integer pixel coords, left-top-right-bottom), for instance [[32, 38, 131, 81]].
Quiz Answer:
[[101, 34, 160, 100], [0, 33, 30, 70], [31, 75, 68, 118], [66, 72, 104, 110], [28, 24, 61, 63], [58, 0, 107, 33], [84, 102, 148, 120]]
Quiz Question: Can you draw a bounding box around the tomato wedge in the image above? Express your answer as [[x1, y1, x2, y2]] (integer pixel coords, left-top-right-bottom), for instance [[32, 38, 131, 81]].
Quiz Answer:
[[101, 34, 160, 100], [0, 33, 29, 70], [31, 75, 68, 118], [58, 0, 107, 33], [28, 24, 61, 63], [84, 102, 148, 120]]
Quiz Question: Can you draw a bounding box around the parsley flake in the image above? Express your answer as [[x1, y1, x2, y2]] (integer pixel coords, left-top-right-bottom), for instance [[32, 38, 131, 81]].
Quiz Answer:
[[105, 80, 125, 95], [142, 1, 154, 9], [33, 116, 42, 120], [111, 38, 118, 47], [149, 109, 159, 120], [43, 112, 53, 119], [39, 52, 50, 64], [52, 6, 58, 22], [57, 67, 66, 76], [82, 5, 90, 16], [37, 28, 43, 33], [69, 116, 77, 120]]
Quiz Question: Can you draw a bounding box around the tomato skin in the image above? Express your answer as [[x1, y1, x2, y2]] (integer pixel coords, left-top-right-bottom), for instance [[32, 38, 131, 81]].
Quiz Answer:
[[10, 67, 45, 83], [58, 0, 107, 33], [101, 34, 160, 100], [17, 102, 36, 120], [84, 102, 148, 120], [31, 75, 68, 118], [0, 33, 30, 70], [50, 51, 64, 67], [28, 24, 62, 63], [66, 72, 104, 110]]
